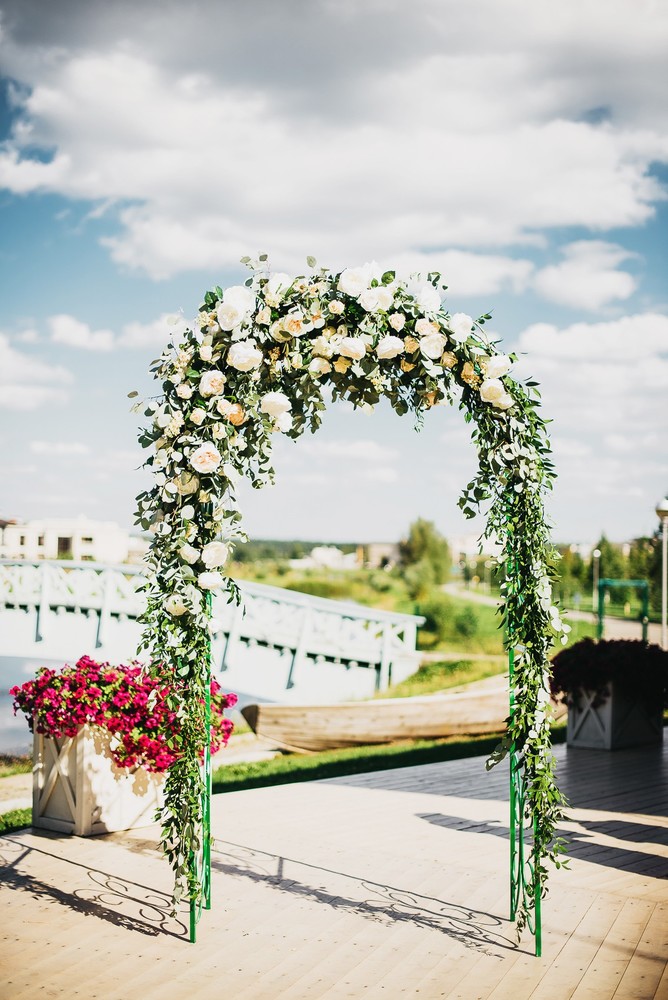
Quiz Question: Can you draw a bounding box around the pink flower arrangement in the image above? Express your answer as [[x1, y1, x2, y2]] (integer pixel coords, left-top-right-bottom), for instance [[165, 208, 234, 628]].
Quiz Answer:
[[11, 655, 237, 773]]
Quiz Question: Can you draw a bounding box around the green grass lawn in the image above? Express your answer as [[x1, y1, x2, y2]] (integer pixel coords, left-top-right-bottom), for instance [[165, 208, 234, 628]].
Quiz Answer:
[[381, 657, 506, 698]]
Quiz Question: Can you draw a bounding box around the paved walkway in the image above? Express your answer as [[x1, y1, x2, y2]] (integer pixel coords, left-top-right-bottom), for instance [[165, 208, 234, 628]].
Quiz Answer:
[[1, 741, 666, 999]]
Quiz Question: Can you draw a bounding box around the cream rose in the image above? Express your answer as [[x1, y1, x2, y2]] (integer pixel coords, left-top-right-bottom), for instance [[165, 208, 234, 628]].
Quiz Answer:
[[190, 408, 206, 426], [420, 333, 448, 359], [415, 318, 440, 337], [328, 299, 345, 315], [176, 383, 193, 399], [201, 541, 230, 568], [376, 336, 404, 360], [338, 337, 367, 361], [283, 310, 310, 338], [375, 285, 395, 311], [190, 442, 222, 474], [256, 306, 272, 326], [388, 313, 405, 332], [174, 471, 200, 495], [260, 391, 292, 417], [448, 313, 473, 342], [200, 370, 227, 397], [485, 354, 512, 379], [311, 336, 335, 358], [199, 345, 213, 362], [165, 594, 188, 616], [479, 379, 514, 409], [404, 335, 419, 353], [197, 571, 225, 590], [309, 357, 332, 376], [227, 340, 263, 372], [333, 357, 351, 373]]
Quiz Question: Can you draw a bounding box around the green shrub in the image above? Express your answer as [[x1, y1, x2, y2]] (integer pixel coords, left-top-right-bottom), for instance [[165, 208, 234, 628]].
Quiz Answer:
[[419, 593, 453, 642], [454, 606, 479, 639]]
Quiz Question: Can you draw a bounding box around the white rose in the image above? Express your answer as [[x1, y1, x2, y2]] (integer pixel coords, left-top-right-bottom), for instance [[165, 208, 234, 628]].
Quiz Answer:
[[165, 594, 188, 616], [265, 273, 292, 302], [190, 442, 222, 474], [329, 299, 345, 315], [176, 383, 193, 399], [216, 302, 243, 331], [479, 379, 514, 408], [190, 408, 207, 426], [216, 398, 235, 418], [200, 370, 226, 397], [377, 286, 396, 311], [485, 354, 512, 379], [198, 571, 225, 590], [376, 336, 404, 360], [309, 358, 332, 376], [260, 391, 292, 417], [275, 411, 293, 432], [179, 543, 200, 565], [283, 310, 311, 338], [256, 306, 272, 326], [388, 313, 406, 332], [415, 283, 441, 313], [223, 284, 256, 315], [201, 541, 230, 568], [448, 312, 473, 342], [420, 333, 448, 359], [338, 337, 367, 361], [359, 287, 382, 312], [227, 340, 263, 372], [337, 267, 369, 298], [199, 345, 213, 362]]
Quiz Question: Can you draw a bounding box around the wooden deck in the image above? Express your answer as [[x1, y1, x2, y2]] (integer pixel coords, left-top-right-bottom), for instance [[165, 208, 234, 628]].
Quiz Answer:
[[1, 741, 666, 999]]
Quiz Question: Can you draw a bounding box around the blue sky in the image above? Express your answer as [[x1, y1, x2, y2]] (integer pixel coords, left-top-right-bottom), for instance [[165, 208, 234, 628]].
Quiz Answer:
[[1, 0, 667, 545]]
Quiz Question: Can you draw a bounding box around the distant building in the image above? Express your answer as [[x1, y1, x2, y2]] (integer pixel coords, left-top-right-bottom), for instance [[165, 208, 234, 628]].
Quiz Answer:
[[0, 516, 131, 564], [289, 545, 360, 571], [362, 543, 399, 569]]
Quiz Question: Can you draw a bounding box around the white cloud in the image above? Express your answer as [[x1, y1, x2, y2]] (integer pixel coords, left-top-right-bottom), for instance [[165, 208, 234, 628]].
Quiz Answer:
[[48, 314, 115, 351], [117, 312, 188, 349], [0, 3, 666, 278], [0, 332, 73, 410], [302, 440, 399, 463], [533, 241, 638, 310], [516, 312, 668, 535], [30, 440, 90, 456]]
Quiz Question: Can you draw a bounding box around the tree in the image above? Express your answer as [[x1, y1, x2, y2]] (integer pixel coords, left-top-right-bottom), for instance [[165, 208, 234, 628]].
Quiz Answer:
[[398, 518, 451, 585]]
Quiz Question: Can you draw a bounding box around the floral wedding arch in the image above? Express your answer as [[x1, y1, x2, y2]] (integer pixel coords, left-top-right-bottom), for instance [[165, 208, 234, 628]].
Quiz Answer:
[[135, 255, 568, 951]]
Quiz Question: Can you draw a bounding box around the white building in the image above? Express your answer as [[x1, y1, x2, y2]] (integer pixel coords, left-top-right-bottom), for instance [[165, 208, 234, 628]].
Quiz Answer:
[[0, 517, 130, 565]]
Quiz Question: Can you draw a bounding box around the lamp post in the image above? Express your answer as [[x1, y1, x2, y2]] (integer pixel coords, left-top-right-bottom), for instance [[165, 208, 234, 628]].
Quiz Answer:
[[592, 547, 601, 618], [656, 498, 668, 650]]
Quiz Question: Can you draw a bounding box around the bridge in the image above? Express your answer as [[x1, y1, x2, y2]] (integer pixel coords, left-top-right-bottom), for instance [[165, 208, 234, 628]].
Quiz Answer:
[[0, 560, 424, 708]]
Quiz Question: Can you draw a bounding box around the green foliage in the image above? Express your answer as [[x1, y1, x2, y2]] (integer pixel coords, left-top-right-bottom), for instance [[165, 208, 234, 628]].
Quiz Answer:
[[418, 592, 452, 639], [0, 808, 31, 834], [398, 518, 451, 585], [454, 606, 479, 639], [382, 658, 506, 698], [0, 755, 32, 778]]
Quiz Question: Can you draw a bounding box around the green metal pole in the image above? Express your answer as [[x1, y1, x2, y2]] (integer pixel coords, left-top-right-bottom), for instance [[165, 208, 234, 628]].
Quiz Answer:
[[597, 583, 605, 640], [509, 646, 516, 920]]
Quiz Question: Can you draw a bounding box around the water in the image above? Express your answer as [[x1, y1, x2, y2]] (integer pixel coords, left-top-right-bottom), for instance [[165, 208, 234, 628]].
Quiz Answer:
[[0, 655, 272, 755]]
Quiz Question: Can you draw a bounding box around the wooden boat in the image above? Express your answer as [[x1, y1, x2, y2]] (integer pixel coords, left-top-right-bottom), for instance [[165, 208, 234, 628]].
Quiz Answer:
[[241, 679, 564, 753]]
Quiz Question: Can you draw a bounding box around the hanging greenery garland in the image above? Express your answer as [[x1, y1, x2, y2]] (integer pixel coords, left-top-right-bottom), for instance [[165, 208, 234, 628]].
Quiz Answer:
[[134, 255, 569, 937]]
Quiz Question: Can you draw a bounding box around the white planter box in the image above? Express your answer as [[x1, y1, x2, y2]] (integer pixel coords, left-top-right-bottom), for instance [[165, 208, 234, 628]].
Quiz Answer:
[[567, 681, 664, 750], [33, 726, 165, 836]]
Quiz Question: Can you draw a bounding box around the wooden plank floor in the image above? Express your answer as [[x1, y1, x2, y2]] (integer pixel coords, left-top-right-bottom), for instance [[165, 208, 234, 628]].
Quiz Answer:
[[0, 742, 666, 1000]]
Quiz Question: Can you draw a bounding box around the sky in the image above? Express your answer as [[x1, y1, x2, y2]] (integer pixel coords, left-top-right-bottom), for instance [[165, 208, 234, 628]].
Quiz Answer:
[[0, 0, 667, 546]]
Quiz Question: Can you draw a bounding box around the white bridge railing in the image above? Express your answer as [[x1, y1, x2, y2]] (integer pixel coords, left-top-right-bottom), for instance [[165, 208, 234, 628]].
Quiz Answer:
[[0, 560, 424, 698]]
